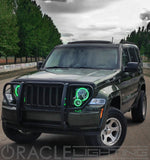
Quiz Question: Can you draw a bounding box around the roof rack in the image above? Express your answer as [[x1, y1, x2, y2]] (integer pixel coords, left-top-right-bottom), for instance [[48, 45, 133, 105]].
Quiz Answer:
[[120, 41, 136, 45], [68, 40, 112, 44]]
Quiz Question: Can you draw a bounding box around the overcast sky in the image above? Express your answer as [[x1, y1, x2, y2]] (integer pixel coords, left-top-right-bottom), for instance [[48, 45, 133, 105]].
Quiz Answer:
[[35, 0, 150, 43]]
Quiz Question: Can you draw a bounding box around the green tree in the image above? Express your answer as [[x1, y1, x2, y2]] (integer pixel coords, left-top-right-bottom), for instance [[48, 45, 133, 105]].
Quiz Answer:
[[16, 0, 62, 62], [121, 23, 150, 59], [140, 45, 145, 55], [0, 0, 19, 63], [146, 22, 150, 32]]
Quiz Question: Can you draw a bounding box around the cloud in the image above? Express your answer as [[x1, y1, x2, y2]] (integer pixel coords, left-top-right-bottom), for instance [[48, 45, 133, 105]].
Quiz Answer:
[[43, 0, 67, 3], [78, 24, 117, 31], [61, 33, 74, 37], [38, 0, 120, 14], [140, 10, 150, 20], [36, 0, 150, 43]]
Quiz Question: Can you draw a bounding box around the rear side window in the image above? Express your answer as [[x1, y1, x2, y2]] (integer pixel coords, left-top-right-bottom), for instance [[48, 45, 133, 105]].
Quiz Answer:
[[134, 48, 141, 62], [122, 48, 129, 66], [128, 47, 138, 62]]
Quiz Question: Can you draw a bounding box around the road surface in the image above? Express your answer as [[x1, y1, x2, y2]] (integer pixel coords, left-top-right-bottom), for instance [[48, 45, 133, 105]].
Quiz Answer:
[[0, 76, 150, 160]]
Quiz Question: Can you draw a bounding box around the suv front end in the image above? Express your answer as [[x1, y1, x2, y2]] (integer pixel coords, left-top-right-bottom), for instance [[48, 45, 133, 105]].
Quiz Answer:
[[2, 80, 107, 135]]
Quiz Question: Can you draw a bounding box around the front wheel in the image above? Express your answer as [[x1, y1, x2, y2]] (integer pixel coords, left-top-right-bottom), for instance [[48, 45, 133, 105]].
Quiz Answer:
[[85, 108, 127, 153], [2, 122, 41, 144]]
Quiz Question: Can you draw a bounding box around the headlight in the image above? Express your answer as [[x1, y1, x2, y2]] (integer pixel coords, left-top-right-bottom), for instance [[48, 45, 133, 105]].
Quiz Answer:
[[3, 84, 21, 105], [69, 86, 92, 111], [5, 93, 13, 103], [89, 98, 106, 106], [73, 87, 90, 107], [74, 99, 82, 107], [76, 88, 89, 101]]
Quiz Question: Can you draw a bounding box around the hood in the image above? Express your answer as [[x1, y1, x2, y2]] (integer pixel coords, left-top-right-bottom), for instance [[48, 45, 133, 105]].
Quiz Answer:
[[16, 68, 120, 85]]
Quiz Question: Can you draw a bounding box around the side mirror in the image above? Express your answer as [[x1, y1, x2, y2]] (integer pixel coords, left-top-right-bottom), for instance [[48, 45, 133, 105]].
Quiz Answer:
[[124, 62, 139, 72], [37, 61, 43, 70]]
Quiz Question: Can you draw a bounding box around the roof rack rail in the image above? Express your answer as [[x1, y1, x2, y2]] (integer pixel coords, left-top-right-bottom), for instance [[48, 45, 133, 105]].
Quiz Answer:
[[120, 41, 136, 45], [68, 40, 112, 44]]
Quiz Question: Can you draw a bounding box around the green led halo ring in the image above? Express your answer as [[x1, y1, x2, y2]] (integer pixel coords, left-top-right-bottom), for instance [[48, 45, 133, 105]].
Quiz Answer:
[[74, 99, 82, 107], [75, 109, 82, 113], [76, 87, 89, 101], [15, 85, 20, 97]]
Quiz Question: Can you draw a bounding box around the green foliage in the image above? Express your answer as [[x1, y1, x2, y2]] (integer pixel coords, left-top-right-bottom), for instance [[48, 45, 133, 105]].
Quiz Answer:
[[120, 23, 150, 58], [0, 0, 19, 58], [0, 0, 62, 63], [16, 0, 62, 59]]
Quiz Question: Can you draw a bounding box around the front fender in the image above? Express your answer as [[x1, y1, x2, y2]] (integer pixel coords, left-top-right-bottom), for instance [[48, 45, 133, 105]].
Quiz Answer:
[[97, 84, 121, 100], [96, 84, 121, 130], [81, 84, 121, 131]]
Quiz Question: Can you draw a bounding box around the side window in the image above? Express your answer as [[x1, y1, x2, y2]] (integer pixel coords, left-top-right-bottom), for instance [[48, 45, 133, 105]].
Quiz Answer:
[[128, 47, 138, 62], [134, 48, 141, 63], [122, 48, 129, 66]]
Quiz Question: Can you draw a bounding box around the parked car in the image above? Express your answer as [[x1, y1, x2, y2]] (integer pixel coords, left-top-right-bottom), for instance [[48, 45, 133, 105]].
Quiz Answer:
[[2, 40, 147, 152]]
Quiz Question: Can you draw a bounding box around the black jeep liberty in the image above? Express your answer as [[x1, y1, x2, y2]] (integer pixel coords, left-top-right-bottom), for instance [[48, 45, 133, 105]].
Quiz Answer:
[[2, 40, 147, 152]]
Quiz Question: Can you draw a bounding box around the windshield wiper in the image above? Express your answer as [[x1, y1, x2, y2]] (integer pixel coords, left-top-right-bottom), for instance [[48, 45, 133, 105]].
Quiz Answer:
[[73, 66, 110, 69], [73, 67, 95, 69]]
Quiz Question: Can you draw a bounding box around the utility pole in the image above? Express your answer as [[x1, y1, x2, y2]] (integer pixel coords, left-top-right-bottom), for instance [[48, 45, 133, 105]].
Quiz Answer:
[[112, 37, 114, 43]]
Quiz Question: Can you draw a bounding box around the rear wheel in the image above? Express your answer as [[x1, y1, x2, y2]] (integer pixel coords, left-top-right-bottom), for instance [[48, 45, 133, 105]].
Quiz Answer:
[[2, 122, 41, 144], [85, 108, 127, 153], [131, 91, 147, 122]]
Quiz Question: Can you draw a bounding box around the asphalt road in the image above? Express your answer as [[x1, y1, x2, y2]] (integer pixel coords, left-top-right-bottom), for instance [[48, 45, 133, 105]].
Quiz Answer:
[[0, 76, 150, 160]]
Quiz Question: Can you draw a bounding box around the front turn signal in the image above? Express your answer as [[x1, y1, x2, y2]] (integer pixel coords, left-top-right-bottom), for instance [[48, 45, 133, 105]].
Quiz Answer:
[[100, 108, 104, 119]]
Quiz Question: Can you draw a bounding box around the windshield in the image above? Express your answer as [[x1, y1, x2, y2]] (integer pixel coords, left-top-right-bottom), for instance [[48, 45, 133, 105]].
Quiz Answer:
[[44, 47, 119, 69]]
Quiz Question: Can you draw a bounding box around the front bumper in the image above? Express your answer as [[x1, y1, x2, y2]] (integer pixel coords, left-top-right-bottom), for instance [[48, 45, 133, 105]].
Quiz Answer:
[[2, 106, 103, 135]]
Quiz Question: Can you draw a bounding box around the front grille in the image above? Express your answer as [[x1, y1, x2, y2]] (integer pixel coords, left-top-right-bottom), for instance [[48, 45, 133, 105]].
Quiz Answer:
[[23, 83, 63, 108]]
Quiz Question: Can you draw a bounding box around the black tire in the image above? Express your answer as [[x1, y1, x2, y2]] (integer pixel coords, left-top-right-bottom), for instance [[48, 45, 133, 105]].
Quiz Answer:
[[2, 122, 41, 144], [131, 91, 147, 123], [85, 108, 127, 153]]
